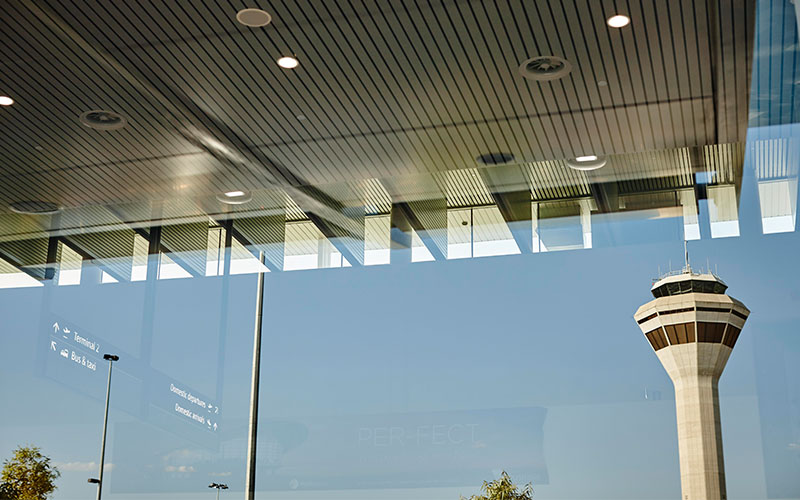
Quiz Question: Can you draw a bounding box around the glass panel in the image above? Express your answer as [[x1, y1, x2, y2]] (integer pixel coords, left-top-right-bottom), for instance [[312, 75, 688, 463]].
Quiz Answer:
[[697, 322, 709, 343], [686, 322, 696, 343], [675, 323, 688, 344], [697, 322, 726, 343], [646, 328, 669, 351], [1, 2, 799, 499], [723, 326, 742, 348], [665, 324, 679, 345]]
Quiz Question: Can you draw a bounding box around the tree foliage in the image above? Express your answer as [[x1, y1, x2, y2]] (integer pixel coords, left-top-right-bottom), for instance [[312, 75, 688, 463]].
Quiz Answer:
[[461, 471, 533, 500], [1, 446, 60, 500], [0, 482, 18, 500]]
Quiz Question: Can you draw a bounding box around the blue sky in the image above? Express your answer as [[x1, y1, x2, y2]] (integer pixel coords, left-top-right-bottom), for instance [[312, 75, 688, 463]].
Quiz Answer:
[[1, 214, 799, 499]]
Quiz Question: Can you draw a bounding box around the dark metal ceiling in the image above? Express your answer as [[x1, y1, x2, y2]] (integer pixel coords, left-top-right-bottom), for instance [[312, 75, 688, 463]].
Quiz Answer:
[[0, 0, 789, 261]]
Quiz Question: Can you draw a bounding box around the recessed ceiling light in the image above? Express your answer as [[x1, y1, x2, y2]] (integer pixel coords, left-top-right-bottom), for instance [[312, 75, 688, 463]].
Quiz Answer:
[[0, 96, 14, 106], [216, 191, 252, 205], [277, 56, 299, 69], [79, 110, 127, 130], [565, 155, 607, 171], [477, 152, 515, 165], [9, 200, 61, 215], [607, 15, 630, 28], [597, 80, 608, 87], [236, 8, 272, 27]]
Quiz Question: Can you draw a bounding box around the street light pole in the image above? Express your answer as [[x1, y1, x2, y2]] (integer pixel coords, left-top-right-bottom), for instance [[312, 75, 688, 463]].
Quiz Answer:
[[245, 253, 266, 500], [209, 482, 228, 500], [92, 354, 119, 500]]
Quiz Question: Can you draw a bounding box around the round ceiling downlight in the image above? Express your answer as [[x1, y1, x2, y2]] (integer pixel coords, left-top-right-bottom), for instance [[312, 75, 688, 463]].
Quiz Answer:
[[477, 152, 515, 165], [565, 155, 608, 171], [216, 191, 252, 205], [0, 96, 14, 106], [607, 15, 630, 28], [518, 56, 572, 81], [9, 200, 61, 215], [236, 8, 272, 27], [277, 56, 299, 69], [79, 110, 127, 130]]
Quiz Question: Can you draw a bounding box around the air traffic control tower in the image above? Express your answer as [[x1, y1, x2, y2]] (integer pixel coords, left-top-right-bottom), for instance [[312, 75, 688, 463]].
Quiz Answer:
[[634, 268, 749, 500]]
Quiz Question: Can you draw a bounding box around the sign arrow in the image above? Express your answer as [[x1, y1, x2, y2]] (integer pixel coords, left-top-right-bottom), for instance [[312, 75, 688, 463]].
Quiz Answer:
[[52, 322, 59, 333], [50, 341, 57, 351]]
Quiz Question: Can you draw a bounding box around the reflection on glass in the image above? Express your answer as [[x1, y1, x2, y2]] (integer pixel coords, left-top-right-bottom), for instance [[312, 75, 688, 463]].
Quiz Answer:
[[0, 1, 798, 500]]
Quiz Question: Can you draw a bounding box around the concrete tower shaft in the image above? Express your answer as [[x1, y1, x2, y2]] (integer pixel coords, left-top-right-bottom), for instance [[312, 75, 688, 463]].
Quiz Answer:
[[657, 343, 731, 500], [634, 272, 749, 500]]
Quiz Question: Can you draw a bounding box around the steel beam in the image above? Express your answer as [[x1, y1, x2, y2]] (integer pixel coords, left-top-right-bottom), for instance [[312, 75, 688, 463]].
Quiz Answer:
[[489, 190, 534, 254], [478, 167, 534, 253], [390, 202, 446, 261]]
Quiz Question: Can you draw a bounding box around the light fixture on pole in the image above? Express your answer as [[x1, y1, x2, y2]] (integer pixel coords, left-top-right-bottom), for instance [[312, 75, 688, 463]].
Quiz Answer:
[[91, 354, 119, 500], [209, 482, 229, 500]]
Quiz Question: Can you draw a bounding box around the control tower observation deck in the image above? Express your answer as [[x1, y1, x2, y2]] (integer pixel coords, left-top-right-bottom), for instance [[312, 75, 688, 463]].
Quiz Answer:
[[634, 270, 749, 500]]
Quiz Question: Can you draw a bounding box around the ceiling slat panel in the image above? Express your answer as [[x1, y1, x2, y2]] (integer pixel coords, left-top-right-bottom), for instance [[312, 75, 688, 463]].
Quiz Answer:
[[0, 237, 50, 279], [160, 222, 209, 276], [67, 229, 135, 280]]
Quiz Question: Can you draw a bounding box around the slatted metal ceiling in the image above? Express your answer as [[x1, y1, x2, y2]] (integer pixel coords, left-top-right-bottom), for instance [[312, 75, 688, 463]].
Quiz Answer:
[[0, 142, 754, 244], [749, 137, 800, 181], [67, 228, 136, 279], [749, 0, 800, 127], [0, 237, 52, 279], [0, 0, 760, 242]]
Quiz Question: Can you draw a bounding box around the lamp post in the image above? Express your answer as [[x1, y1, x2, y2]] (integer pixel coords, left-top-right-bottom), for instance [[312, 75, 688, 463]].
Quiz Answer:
[[89, 354, 119, 500], [209, 482, 228, 500]]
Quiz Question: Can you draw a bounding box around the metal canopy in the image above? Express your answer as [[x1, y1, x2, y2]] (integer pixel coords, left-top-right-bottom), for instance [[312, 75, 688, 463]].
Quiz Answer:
[[0, 0, 783, 259]]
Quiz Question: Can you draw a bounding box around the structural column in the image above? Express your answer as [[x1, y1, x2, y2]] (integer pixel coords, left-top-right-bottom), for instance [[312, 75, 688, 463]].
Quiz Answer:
[[672, 374, 727, 500]]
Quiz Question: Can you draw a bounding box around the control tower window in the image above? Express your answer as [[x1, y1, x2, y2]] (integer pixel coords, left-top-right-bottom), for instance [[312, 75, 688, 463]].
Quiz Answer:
[[697, 322, 726, 343], [664, 322, 696, 344], [722, 326, 742, 348], [652, 279, 728, 298], [645, 327, 669, 351]]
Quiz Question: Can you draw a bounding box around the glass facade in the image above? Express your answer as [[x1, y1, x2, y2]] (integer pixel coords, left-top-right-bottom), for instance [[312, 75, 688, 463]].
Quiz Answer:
[[651, 279, 728, 297], [0, 1, 799, 500], [664, 323, 697, 346]]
